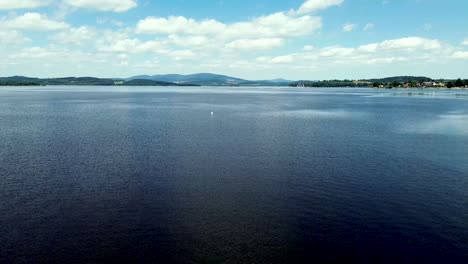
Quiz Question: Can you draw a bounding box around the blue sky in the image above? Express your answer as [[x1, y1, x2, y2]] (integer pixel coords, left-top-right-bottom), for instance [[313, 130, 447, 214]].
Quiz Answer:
[[1, 0, 468, 80]]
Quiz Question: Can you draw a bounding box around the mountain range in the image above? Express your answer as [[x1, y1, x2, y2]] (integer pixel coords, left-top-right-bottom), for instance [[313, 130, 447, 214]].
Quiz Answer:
[[0, 73, 293, 86], [0, 74, 439, 87], [127, 73, 292, 86]]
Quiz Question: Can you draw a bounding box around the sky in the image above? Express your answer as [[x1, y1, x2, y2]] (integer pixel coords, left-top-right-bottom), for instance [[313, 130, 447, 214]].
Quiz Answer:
[[0, 0, 468, 80]]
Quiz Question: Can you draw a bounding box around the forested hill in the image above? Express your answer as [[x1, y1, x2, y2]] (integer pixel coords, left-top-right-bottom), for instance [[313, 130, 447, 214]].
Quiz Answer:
[[0, 76, 199, 86], [365, 76, 432, 83], [0, 74, 289, 86]]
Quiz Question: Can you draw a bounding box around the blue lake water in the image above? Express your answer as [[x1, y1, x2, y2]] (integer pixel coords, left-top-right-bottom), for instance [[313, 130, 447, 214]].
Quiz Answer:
[[1, 86, 467, 263]]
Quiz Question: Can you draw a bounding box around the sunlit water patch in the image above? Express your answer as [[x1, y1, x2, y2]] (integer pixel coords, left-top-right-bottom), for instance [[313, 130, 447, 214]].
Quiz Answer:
[[259, 109, 368, 119], [400, 111, 468, 135]]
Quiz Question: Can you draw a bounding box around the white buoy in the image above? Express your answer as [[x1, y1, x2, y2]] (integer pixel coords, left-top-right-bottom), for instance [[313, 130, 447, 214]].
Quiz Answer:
[[210, 111, 214, 117]]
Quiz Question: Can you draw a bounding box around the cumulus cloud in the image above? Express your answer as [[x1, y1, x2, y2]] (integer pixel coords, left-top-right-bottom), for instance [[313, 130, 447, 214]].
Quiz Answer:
[[0, 30, 30, 44], [342, 23, 357, 32], [132, 11, 322, 55], [170, 50, 196, 61], [3, 0, 466, 79], [462, 38, 468, 46], [129, 1, 343, 56], [226, 38, 285, 50], [320, 46, 354, 57], [136, 16, 225, 35], [354, 37, 443, 55], [258, 37, 446, 66], [136, 12, 322, 39], [52, 26, 96, 45], [9, 46, 93, 61], [100, 38, 141, 52], [63, 0, 137, 12], [100, 38, 168, 54], [376, 37, 441, 50], [452, 51, 468, 59], [297, 0, 344, 14], [0, 0, 50, 10], [168, 35, 210, 47], [270, 55, 295, 64], [0, 13, 69, 31]]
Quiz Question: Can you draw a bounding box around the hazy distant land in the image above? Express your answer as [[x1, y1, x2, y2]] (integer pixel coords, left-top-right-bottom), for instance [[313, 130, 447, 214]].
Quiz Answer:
[[0, 74, 467, 88]]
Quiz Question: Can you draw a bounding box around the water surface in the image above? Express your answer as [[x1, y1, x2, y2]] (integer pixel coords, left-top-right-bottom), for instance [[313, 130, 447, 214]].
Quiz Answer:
[[1, 86, 467, 263]]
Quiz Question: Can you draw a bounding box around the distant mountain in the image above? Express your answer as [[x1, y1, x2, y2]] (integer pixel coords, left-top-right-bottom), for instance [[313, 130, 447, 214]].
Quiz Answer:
[[0, 73, 293, 87], [265, 78, 294, 83], [43, 77, 116, 86], [0, 76, 40, 81], [0, 76, 199, 86], [4, 75, 438, 87], [127, 73, 292, 86], [0, 76, 42, 86], [123, 79, 198, 86]]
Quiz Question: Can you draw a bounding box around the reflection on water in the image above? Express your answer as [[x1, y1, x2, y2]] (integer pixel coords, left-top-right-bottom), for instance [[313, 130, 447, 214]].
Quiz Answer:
[[0, 86, 468, 263], [368, 88, 468, 100], [401, 112, 468, 135], [259, 109, 367, 119]]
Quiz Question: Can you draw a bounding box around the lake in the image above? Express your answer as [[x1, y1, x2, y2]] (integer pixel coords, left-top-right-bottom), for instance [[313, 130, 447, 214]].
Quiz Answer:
[[1, 86, 467, 263]]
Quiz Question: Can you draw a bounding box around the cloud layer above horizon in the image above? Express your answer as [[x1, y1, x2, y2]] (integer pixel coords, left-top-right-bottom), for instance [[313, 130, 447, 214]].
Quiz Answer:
[[0, 0, 467, 79]]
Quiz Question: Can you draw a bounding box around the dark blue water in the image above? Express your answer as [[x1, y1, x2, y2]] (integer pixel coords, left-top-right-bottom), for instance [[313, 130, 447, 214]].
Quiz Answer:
[[1, 86, 467, 263]]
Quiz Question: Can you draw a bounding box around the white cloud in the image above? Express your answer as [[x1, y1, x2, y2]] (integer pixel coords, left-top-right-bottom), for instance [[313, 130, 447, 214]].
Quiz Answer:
[[64, 0, 137, 12], [0, 13, 69, 31], [226, 38, 284, 50], [133, 4, 325, 56], [256, 54, 296, 64], [136, 16, 225, 35], [0, 30, 30, 44], [9, 46, 96, 61], [320, 46, 354, 57], [168, 35, 210, 47], [377, 37, 441, 50], [170, 50, 196, 61], [3, 0, 466, 79], [101, 38, 140, 52], [270, 55, 294, 64], [342, 23, 357, 32], [132, 11, 322, 60], [363, 23, 374, 31], [136, 12, 322, 39], [0, 0, 50, 10], [357, 43, 378, 52], [136, 40, 169, 54], [256, 55, 295, 64], [297, 0, 344, 14], [364, 57, 408, 64], [227, 12, 322, 38], [452, 51, 468, 59], [257, 37, 446, 67], [4, 45, 121, 76], [52, 26, 96, 44], [100, 38, 168, 54]]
